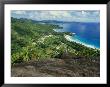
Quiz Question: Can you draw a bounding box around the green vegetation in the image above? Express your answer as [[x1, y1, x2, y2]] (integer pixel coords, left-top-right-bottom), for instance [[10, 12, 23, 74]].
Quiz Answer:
[[11, 17, 100, 64]]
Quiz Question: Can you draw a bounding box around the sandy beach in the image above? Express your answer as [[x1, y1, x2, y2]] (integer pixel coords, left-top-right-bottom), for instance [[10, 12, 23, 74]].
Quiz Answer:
[[64, 35, 99, 49]]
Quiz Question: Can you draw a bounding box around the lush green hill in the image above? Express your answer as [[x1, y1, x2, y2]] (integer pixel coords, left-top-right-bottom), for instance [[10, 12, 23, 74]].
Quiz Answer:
[[11, 17, 100, 64]]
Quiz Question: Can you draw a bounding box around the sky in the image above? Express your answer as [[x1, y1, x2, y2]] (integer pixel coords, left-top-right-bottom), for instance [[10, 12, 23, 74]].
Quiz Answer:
[[11, 10, 100, 23]]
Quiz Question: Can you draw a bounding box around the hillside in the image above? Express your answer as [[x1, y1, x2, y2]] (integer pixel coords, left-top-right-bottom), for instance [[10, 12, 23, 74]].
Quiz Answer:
[[11, 17, 100, 77]]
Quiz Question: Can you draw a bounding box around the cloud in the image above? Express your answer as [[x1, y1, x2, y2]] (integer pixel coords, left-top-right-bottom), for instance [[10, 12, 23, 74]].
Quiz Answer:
[[48, 11, 72, 18], [12, 11, 26, 15], [11, 10, 100, 23]]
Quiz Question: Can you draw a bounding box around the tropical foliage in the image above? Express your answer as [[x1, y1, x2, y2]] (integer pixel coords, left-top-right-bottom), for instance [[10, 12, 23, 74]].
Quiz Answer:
[[11, 17, 100, 64]]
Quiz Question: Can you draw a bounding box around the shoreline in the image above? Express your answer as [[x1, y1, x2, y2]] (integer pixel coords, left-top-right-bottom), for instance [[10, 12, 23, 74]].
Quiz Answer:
[[64, 35, 99, 50]]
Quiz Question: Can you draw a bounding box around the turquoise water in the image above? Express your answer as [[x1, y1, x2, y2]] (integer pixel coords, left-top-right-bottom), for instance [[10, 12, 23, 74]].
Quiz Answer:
[[54, 22, 100, 49]]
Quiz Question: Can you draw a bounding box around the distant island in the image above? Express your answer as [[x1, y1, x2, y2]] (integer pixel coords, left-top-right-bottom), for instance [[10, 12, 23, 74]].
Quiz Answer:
[[16, 17, 100, 24]]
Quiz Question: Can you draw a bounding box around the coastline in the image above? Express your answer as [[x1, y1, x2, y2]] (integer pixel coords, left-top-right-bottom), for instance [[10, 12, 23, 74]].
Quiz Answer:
[[64, 35, 99, 50]]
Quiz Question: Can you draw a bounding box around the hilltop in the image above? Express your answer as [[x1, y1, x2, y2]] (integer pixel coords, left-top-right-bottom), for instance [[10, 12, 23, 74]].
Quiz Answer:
[[11, 17, 100, 77]]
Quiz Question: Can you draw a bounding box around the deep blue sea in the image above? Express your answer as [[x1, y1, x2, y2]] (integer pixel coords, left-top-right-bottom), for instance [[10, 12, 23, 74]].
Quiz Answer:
[[53, 22, 100, 49]]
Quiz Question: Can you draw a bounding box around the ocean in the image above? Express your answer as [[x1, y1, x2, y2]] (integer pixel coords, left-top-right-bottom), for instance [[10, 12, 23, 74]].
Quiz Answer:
[[53, 22, 100, 49]]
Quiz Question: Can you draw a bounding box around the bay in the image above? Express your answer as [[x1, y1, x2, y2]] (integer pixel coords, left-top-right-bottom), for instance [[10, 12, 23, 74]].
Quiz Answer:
[[53, 22, 100, 49]]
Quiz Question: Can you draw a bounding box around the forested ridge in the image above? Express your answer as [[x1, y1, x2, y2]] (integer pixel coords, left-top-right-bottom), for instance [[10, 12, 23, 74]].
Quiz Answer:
[[11, 17, 100, 64]]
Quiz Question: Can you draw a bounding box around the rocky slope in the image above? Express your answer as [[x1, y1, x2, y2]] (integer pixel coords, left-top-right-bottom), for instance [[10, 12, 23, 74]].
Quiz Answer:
[[11, 55, 100, 77]]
